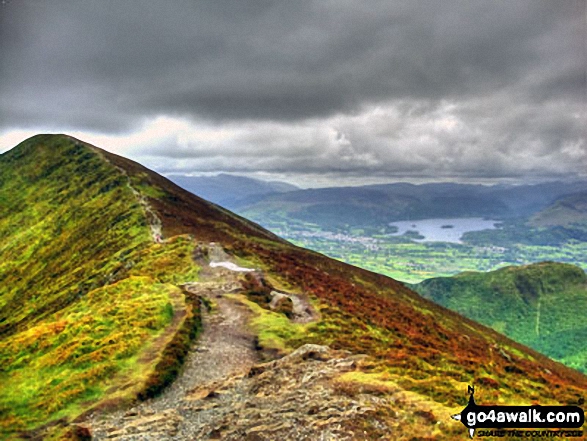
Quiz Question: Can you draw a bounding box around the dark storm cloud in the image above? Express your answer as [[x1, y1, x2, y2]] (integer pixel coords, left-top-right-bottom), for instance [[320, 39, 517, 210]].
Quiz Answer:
[[0, 0, 585, 182], [1, 0, 583, 126]]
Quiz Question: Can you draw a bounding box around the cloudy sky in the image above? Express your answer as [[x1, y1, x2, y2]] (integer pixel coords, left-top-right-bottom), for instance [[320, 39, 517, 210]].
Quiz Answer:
[[1, 1, 585, 187]]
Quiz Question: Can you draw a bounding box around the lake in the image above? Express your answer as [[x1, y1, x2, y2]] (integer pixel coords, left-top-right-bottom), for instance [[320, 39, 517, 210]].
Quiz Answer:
[[388, 218, 501, 243]]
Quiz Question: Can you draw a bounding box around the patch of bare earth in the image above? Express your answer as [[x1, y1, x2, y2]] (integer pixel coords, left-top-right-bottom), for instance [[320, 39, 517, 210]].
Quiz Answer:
[[88, 342, 398, 440], [87, 262, 258, 439], [85, 246, 392, 440]]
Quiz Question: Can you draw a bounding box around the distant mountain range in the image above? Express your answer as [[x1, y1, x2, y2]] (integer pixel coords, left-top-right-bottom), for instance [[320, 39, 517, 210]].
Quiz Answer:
[[262, 182, 587, 229], [169, 175, 587, 228], [531, 191, 587, 227], [167, 173, 298, 209]]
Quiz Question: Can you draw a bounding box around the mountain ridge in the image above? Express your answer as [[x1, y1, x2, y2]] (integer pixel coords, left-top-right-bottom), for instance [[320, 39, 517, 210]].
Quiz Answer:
[[229, 180, 587, 228], [531, 191, 587, 227], [1, 135, 586, 440]]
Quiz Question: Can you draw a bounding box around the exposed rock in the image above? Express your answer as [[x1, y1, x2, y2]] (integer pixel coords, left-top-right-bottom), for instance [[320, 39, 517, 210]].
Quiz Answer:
[[206, 242, 231, 262], [178, 344, 393, 440], [269, 290, 317, 322], [89, 345, 394, 440], [269, 292, 294, 317], [86, 249, 388, 440], [98, 410, 183, 439]]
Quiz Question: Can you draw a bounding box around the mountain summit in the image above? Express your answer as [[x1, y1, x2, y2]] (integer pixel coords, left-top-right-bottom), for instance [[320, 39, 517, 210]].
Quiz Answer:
[[1, 135, 585, 440]]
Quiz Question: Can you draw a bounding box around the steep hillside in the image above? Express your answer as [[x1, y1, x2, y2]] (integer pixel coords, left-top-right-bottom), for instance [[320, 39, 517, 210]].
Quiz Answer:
[[531, 191, 587, 227], [1, 135, 586, 440], [0, 135, 206, 436], [412, 262, 587, 373]]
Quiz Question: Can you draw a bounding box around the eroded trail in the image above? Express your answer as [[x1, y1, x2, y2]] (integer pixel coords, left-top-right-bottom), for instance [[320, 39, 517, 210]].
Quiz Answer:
[[88, 261, 259, 440], [156, 281, 258, 405], [92, 146, 163, 243], [87, 244, 335, 440]]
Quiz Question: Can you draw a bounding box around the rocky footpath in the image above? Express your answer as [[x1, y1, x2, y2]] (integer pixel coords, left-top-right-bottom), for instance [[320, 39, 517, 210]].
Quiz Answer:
[[86, 245, 396, 440], [88, 345, 395, 440]]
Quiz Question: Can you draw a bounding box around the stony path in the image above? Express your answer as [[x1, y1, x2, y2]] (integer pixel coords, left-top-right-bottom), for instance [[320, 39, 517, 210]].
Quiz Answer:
[[86, 244, 334, 440], [154, 281, 257, 406], [87, 263, 259, 440], [88, 341, 391, 441]]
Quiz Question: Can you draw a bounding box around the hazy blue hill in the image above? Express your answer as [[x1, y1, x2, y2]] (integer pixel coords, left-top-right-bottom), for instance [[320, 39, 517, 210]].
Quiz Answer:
[[412, 262, 587, 373], [167, 173, 298, 209], [530, 191, 587, 226], [237, 186, 422, 227], [235, 180, 587, 230], [163, 174, 587, 230], [486, 183, 587, 218]]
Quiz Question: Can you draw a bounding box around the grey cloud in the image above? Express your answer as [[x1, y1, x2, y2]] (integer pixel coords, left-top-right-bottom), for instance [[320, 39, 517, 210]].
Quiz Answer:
[[134, 97, 586, 182], [1, 0, 584, 128], [1, 0, 585, 183]]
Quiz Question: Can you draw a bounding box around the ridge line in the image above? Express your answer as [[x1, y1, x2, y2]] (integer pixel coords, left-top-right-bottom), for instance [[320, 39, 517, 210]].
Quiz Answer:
[[91, 147, 163, 243]]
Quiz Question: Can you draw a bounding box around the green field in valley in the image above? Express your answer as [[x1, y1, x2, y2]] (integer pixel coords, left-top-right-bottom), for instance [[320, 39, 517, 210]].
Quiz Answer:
[[246, 215, 587, 284]]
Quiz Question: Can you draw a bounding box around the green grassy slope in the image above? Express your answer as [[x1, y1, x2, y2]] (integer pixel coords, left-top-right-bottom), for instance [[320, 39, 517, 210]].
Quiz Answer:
[[412, 262, 587, 373], [2, 135, 587, 440], [0, 135, 201, 435], [0, 135, 148, 332]]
